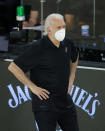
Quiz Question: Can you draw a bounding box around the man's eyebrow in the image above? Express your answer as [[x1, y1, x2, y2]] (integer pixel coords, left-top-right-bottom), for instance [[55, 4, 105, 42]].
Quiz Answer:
[[57, 25, 66, 28], [57, 26, 61, 28]]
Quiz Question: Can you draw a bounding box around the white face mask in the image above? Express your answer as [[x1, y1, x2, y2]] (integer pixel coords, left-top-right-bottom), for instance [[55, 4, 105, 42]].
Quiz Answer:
[[54, 28, 66, 41]]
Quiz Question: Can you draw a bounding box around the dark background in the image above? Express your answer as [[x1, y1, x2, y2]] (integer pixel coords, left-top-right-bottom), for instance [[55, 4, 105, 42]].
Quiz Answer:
[[0, 0, 105, 36], [0, 0, 20, 34]]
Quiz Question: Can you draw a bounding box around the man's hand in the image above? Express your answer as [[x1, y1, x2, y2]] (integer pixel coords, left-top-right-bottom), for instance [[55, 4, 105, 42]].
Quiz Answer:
[[23, 21, 31, 27], [30, 86, 50, 100]]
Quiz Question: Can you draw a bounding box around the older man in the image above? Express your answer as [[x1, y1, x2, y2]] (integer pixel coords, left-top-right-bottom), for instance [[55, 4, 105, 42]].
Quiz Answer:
[[8, 13, 79, 131]]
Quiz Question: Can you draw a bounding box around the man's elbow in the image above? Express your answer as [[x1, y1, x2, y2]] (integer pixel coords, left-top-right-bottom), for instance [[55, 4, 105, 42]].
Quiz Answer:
[[8, 62, 15, 72]]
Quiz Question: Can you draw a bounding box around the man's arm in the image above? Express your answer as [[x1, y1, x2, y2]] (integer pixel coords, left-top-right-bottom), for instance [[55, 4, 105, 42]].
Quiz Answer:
[[8, 62, 50, 100], [23, 10, 38, 27], [68, 55, 79, 94], [29, 10, 39, 26], [65, 14, 75, 30]]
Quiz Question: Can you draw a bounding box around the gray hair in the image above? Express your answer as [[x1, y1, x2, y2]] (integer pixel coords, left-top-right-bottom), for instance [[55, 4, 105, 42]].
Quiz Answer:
[[43, 13, 64, 35]]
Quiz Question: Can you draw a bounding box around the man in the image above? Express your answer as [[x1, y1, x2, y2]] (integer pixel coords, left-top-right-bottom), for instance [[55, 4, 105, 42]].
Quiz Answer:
[[8, 13, 79, 131]]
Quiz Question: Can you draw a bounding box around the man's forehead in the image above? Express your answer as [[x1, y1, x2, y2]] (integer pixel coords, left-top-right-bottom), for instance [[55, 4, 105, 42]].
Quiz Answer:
[[50, 17, 65, 26]]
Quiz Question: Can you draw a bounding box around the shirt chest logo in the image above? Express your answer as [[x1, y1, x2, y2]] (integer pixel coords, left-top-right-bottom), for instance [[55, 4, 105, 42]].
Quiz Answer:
[[65, 47, 68, 53]]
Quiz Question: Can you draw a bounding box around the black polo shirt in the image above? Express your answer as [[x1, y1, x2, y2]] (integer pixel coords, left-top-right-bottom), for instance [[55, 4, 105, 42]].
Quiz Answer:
[[14, 35, 78, 111]]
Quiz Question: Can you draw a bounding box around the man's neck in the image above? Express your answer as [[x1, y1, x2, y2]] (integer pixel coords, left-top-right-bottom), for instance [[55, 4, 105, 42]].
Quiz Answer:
[[48, 35, 60, 48]]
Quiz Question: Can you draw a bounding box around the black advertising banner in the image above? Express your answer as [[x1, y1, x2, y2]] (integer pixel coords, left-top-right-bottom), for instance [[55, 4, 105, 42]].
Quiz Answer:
[[0, 60, 35, 131], [73, 66, 105, 131], [0, 60, 105, 131]]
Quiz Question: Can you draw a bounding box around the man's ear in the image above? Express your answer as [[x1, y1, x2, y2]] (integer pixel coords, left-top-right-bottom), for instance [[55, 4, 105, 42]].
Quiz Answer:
[[47, 27, 51, 34]]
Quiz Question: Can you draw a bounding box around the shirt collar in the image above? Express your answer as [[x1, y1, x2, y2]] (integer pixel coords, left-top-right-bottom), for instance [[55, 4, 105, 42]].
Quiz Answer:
[[44, 35, 64, 49]]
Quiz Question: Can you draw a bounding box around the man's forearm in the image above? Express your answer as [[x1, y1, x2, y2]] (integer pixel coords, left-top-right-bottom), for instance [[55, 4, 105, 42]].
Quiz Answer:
[[64, 14, 75, 30], [68, 57, 79, 93], [8, 62, 36, 90], [8, 62, 50, 100], [29, 11, 38, 26]]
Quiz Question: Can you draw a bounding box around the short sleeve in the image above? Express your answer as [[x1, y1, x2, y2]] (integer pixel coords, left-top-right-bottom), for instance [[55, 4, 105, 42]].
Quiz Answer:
[[70, 42, 79, 63], [65, 38, 79, 63], [13, 41, 41, 73]]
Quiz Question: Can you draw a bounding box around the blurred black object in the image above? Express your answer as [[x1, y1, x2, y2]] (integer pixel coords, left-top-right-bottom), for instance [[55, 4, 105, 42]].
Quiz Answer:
[[9, 30, 28, 44], [24, 4, 31, 21], [0, 0, 20, 35], [72, 36, 105, 63]]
